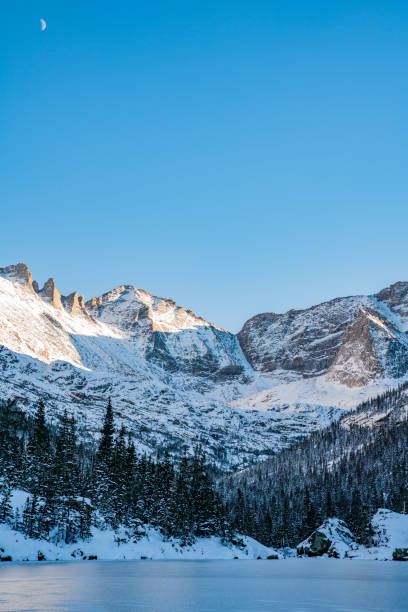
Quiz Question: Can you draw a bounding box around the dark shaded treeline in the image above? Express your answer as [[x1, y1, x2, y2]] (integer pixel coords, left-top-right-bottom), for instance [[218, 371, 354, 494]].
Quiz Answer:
[[0, 400, 232, 545], [220, 384, 408, 547], [1, 384, 407, 551]]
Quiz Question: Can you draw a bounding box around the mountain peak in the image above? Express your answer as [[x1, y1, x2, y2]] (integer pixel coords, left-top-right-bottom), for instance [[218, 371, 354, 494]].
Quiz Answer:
[[0, 263, 34, 293], [86, 284, 221, 334]]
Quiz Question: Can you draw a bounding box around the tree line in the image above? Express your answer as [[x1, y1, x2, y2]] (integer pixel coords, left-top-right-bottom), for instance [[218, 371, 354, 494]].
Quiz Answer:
[[0, 399, 232, 545], [1, 384, 407, 551], [221, 384, 408, 548]]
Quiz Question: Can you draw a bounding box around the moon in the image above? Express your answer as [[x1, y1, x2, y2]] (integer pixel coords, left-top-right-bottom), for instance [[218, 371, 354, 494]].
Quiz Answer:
[[40, 19, 47, 31]]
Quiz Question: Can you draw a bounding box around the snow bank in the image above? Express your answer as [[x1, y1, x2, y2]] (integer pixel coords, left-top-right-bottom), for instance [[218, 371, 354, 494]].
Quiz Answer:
[[372, 508, 408, 550], [0, 489, 279, 562], [350, 509, 408, 560], [0, 524, 278, 562]]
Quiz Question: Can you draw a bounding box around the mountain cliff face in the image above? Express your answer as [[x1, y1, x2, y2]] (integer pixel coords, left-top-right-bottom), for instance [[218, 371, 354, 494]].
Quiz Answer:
[[85, 285, 246, 378], [238, 285, 408, 388], [1, 263, 408, 468]]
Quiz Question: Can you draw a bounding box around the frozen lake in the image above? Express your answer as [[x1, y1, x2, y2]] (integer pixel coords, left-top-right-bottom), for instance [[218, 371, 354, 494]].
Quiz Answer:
[[0, 559, 407, 612]]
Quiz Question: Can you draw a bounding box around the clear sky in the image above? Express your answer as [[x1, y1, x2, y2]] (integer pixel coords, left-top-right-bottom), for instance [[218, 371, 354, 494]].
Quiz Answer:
[[2, 1, 408, 331]]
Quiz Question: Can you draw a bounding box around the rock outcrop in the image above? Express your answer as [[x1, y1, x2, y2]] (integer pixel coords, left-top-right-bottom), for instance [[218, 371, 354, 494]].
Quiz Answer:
[[296, 511, 408, 560], [62, 291, 89, 316], [238, 289, 408, 387], [375, 281, 408, 329], [0, 263, 35, 293], [297, 519, 355, 558], [327, 311, 380, 387], [238, 297, 364, 376], [38, 278, 63, 310]]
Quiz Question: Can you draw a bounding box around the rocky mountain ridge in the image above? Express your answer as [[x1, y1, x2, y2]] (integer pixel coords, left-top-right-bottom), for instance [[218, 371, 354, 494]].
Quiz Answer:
[[1, 262, 408, 468], [238, 284, 408, 387]]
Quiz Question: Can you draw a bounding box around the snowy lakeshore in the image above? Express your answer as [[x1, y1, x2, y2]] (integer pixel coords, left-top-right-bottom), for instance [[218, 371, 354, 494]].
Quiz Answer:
[[0, 494, 407, 563], [0, 522, 275, 562]]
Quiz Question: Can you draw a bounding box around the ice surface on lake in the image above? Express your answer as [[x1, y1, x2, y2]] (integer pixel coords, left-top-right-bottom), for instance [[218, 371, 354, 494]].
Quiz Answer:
[[0, 559, 407, 612]]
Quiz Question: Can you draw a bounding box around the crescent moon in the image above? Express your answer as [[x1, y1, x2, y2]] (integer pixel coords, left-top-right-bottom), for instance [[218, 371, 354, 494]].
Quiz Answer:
[[40, 19, 47, 31]]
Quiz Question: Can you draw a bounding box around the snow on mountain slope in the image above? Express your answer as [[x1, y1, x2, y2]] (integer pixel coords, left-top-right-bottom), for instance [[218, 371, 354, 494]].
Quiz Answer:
[[238, 286, 408, 388], [85, 284, 248, 376], [1, 263, 340, 468], [341, 382, 408, 429], [229, 371, 394, 413], [0, 268, 122, 369], [375, 281, 408, 331], [1, 263, 408, 469], [238, 297, 365, 375]]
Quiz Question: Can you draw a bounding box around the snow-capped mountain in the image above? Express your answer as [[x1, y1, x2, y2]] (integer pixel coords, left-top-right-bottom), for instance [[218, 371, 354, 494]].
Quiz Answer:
[[238, 284, 408, 387], [1, 262, 408, 468], [85, 284, 247, 378]]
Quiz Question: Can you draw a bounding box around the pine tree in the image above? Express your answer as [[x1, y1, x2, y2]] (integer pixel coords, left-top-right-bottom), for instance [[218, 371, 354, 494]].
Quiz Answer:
[[25, 402, 52, 496], [93, 399, 116, 524], [0, 483, 13, 524]]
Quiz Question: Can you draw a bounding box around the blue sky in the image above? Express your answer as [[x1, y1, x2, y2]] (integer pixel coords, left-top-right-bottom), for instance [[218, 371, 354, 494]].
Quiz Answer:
[[2, 1, 408, 331]]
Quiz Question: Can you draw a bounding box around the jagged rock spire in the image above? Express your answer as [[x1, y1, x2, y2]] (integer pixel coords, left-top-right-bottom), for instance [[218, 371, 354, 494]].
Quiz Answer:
[[39, 278, 63, 310], [61, 291, 91, 317], [63, 291, 80, 314]]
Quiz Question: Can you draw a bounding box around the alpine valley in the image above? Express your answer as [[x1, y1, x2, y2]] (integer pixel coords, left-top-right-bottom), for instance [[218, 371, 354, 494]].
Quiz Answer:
[[2, 262, 408, 469], [1, 262, 408, 563]]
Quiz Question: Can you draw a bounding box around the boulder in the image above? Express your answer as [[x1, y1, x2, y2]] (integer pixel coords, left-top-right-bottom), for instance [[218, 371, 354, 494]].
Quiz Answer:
[[297, 518, 355, 558], [393, 548, 408, 561]]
